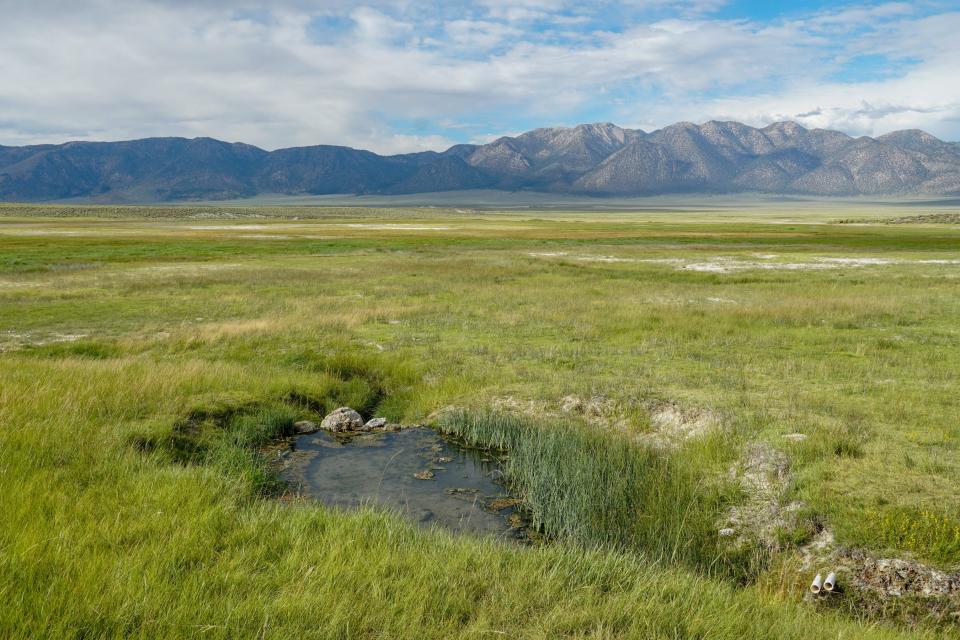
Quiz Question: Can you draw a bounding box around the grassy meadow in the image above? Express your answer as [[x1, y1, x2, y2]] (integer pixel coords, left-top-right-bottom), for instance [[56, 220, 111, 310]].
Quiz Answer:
[[1, 203, 959, 638]]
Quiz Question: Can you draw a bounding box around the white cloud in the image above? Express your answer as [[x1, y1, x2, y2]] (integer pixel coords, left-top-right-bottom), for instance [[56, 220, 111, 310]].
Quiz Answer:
[[617, 11, 960, 140], [477, 0, 568, 21], [444, 20, 522, 49], [0, 1, 958, 153]]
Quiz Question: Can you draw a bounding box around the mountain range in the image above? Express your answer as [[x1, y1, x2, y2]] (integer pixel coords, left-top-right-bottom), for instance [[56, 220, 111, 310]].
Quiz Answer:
[[2, 121, 959, 202]]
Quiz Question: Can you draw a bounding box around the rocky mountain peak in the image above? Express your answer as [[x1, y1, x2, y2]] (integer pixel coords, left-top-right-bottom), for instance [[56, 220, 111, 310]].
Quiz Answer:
[[2, 121, 958, 201]]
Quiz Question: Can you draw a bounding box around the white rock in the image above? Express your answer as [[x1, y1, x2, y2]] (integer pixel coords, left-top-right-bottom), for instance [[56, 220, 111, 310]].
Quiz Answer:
[[364, 417, 388, 430], [320, 407, 364, 432], [294, 420, 317, 434]]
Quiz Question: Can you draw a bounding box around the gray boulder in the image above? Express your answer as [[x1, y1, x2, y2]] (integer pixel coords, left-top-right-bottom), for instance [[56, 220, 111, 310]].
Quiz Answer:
[[320, 407, 364, 432], [293, 420, 318, 434], [364, 417, 388, 430]]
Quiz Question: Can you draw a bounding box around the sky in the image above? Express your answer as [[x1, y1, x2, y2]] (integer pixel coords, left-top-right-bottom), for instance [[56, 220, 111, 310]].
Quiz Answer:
[[1, 0, 959, 153]]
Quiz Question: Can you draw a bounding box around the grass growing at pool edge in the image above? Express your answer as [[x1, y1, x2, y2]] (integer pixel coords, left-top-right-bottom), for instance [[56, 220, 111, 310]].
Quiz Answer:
[[129, 372, 745, 578], [141, 394, 749, 578], [436, 409, 749, 578]]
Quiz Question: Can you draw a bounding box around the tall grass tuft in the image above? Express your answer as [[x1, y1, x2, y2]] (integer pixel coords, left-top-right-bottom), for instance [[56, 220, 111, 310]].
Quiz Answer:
[[437, 409, 729, 574]]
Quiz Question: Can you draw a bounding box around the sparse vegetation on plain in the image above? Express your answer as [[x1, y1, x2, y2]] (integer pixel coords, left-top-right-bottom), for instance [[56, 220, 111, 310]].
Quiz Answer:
[[2, 203, 960, 638], [836, 212, 960, 225]]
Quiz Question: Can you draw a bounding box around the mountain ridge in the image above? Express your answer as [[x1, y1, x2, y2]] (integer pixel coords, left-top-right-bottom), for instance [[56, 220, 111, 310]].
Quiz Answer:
[[2, 121, 959, 202]]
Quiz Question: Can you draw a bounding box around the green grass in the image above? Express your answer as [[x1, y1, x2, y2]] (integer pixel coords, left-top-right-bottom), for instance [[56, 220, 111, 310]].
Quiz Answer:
[[0, 358, 925, 639], [438, 410, 737, 576], [2, 204, 960, 637]]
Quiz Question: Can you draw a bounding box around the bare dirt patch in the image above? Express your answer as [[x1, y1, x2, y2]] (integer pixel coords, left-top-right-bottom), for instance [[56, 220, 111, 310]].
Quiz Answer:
[[185, 224, 287, 230], [529, 251, 960, 273], [0, 331, 89, 351], [682, 260, 841, 273], [559, 394, 617, 418], [719, 442, 802, 551], [680, 256, 960, 273], [339, 224, 452, 230], [527, 252, 634, 263], [115, 263, 245, 276], [489, 394, 722, 450], [0, 280, 48, 290], [639, 401, 722, 449], [236, 233, 295, 239]]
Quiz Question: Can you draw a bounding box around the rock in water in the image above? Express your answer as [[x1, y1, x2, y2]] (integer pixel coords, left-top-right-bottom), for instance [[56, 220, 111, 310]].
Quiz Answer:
[[320, 407, 364, 432], [364, 417, 388, 430], [294, 420, 318, 434]]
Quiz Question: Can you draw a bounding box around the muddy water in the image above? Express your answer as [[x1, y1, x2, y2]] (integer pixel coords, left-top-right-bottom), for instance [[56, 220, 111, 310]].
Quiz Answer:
[[282, 428, 524, 540]]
